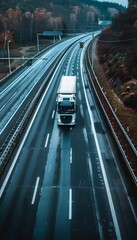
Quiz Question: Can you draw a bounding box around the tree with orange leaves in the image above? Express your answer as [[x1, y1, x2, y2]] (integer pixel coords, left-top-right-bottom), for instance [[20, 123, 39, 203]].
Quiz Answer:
[[0, 15, 13, 51]]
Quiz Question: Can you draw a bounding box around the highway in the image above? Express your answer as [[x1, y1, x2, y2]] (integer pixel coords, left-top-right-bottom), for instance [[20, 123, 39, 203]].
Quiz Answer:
[[0, 33, 137, 240], [0, 35, 85, 139]]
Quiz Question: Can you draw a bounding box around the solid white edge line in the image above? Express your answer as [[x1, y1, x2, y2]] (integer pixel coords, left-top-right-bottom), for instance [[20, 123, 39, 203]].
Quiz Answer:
[[45, 133, 50, 148], [69, 188, 72, 220], [88, 156, 103, 239], [80, 47, 122, 240], [1, 39, 81, 196], [0, 91, 17, 112], [0, 72, 43, 135], [31, 177, 40, 205], [0, 48, 68, 198], [108, 136, 137, 223]]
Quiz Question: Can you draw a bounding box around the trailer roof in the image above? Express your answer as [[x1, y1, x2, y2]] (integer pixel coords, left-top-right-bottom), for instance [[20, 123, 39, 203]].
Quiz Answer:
[[57, 76, 76, 94]]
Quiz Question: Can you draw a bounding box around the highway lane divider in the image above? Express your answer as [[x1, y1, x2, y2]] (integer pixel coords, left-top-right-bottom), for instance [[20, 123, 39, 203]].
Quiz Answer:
[[0, 49, 69, 175], [0, 36, 85, 175]]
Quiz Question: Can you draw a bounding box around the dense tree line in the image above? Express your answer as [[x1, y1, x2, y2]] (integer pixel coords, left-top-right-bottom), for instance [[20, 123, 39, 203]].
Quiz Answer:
[[0, 0, 124, 50], [0, 1, 125, 12]]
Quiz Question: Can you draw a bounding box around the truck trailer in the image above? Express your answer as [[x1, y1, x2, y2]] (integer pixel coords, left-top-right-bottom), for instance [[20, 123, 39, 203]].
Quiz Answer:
[[56, 76, 77, 125]]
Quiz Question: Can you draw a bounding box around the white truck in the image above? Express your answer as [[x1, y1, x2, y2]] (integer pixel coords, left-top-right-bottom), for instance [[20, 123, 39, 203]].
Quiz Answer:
[[56, 76, 77, 125]]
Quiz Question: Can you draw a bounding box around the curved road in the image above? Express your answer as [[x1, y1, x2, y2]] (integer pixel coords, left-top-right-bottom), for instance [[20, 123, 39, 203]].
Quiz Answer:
[[0, 33, 137, 240]]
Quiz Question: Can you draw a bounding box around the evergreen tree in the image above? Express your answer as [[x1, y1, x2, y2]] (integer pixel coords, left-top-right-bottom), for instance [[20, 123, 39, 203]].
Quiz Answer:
[[128, 0, 137, 7]]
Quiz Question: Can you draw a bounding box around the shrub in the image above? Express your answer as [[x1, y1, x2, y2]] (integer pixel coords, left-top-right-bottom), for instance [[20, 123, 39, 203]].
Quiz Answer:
[[123, 92, 137, 108]]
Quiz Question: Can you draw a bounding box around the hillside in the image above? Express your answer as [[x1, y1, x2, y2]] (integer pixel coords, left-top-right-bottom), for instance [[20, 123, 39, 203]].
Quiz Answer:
[[0, 1, 125, 12], [97, 6, 137, 111]]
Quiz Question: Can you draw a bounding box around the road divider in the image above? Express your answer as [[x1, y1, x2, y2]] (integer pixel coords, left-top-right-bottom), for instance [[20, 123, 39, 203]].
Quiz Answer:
[[31, 177, 40, 205], [70, 148, 72, 164], [69, 188, 72, 220], [52, 110, 55, 119], [45, 133, 50, 148], [0, 47, 69, 175]]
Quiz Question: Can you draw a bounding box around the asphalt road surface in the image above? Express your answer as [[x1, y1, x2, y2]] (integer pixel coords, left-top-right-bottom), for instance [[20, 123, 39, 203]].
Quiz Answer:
[[0, 33, 137, 240]]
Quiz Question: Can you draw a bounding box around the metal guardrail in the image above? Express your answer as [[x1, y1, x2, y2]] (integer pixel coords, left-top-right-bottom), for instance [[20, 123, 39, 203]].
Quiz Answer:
[[0, 39, 78, 174], [0, 75, 49, 174], [86, 42, 137, 186], [0, 51, 64, 174], [0, 99, 32, 167]]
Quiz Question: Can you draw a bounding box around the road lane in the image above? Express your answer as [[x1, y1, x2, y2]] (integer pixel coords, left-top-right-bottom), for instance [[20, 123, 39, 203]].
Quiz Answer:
[[0, 33, 137, 240], [80, 48, 121, 239], [34, 120, 61, 239], [53, 127, 71, 240], [0, 35, 87, 138], [0, 64, 60, 239]]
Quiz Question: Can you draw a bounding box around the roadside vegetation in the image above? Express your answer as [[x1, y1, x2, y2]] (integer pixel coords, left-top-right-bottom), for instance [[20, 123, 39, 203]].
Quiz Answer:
[[94, 6, 137, 148]]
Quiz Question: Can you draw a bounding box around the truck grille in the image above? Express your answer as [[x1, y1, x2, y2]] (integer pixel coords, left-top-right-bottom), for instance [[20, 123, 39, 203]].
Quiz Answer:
[[60, 116, 72, 124]]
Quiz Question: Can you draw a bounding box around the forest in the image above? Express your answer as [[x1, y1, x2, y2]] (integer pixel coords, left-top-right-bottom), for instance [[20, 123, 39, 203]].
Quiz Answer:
[[0, 0, 125, 48]]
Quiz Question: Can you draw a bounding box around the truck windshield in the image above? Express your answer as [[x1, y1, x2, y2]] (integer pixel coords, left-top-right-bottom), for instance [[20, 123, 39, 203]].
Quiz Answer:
[[58, 101, 75, 114]]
